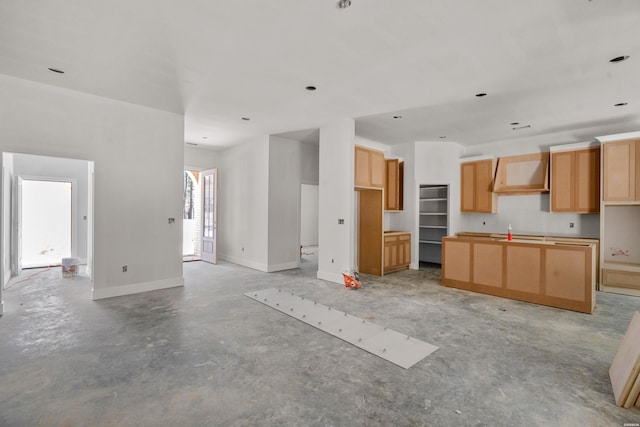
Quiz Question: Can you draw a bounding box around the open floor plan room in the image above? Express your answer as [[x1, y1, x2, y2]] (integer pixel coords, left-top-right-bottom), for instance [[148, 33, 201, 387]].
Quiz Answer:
[[0, 259, 638, 426]]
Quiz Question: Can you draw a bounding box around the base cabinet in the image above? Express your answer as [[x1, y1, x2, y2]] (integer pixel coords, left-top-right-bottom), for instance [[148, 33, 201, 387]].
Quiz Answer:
[[442, 236, 596, 313], [384, 232, 411, 274]]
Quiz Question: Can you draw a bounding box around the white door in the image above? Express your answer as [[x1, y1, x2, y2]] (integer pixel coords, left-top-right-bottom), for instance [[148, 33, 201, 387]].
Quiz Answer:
[[201, 168, 217, 264], [11, 177, 23, 276]]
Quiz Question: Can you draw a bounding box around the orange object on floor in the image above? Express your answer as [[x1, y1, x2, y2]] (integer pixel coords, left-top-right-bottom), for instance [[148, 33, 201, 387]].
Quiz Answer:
[[342, 272, 360, 289]]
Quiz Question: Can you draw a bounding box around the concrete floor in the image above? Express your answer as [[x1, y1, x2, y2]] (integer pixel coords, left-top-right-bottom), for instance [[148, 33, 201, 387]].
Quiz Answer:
[[1, 254, 639, 427]]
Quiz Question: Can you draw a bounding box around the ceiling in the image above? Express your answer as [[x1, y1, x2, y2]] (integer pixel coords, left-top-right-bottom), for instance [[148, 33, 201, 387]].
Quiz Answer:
[[1, 0, 639, 150]]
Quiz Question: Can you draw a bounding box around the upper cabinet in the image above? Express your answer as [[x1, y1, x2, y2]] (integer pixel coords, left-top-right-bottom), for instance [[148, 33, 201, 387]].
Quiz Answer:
[[460, 159, 497, 213], [551, 147, 600, 213], [355, 145, 385, 189], [602, 139, 640, 202], [385, 159, 404, 211], [493, 152, 549, 194]]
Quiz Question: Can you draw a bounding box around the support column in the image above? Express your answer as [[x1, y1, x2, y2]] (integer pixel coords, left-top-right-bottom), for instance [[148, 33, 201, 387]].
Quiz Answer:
[[317, 119, 355, 283]]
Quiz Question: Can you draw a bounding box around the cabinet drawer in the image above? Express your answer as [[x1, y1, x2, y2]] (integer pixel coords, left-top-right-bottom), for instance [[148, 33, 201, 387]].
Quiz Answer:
[[603, 269, 640, 290]]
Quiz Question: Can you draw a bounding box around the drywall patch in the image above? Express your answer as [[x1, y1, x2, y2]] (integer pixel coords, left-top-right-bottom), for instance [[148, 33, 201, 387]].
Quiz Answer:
[[245, 288, 439, 369]]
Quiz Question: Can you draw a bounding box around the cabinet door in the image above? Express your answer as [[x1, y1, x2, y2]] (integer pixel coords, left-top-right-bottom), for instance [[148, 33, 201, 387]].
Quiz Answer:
[[636, 140, 640, 201], [475, 160, 496, 213], [551, 151, 574, 212], [401, 237, 411, 265], [603, 140, 636, 201], [461, 160, 496, 213], [370, 150, 385, 188], [575, 148, 600, 212], [384, 240, 392, 270], [460, 162, 476, 212], [385, 159, 399, 210], [355, 146, 371, 187]]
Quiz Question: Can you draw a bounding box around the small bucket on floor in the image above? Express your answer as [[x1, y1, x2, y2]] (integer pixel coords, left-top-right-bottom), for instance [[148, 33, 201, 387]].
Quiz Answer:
[[61, 258, 79, 277]]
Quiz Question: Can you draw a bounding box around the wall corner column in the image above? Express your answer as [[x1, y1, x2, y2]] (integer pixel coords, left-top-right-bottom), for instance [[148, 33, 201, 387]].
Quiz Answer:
[[317, 119, 355, 284]]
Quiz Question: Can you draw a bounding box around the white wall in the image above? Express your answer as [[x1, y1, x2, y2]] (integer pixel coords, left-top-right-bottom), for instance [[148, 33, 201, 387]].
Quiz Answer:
[[318, 119, 355, 283], [301, 184, 319, 246], [413, 141, 464, 267], [0, 153, 13, 314], [184, 145, 218, 170], [0, 75, 184, 300], [12, 154, 89, 262], [267, 136, 301, 271], [459, 139, 600, 238], [300, 142, 319, 185], [216, 136, 270, 270]]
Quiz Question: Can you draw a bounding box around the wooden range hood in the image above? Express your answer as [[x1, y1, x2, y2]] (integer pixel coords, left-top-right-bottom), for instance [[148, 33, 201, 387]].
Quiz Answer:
[[492, 152, 550, 195]]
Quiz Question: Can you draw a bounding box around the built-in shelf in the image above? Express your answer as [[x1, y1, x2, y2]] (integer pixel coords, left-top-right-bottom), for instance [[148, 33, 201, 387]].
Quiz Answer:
[[419, 184, 449, 264]]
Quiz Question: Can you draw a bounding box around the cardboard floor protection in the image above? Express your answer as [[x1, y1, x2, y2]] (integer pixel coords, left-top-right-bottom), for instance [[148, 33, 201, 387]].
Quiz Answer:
[[609, 311, 640, 407], [245, 288, 439, 369]]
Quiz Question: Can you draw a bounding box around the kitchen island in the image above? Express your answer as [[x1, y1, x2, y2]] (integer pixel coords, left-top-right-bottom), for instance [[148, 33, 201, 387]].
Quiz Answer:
[[442, 233, 597, 313]]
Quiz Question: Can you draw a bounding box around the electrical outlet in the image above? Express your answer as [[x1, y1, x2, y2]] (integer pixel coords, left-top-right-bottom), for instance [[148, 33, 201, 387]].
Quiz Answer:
[[168, 218, 175, 224], [482, 221, 486, 226], [331, 258, 334, 264], [122, 265, 128, 272], [338, 219, 344, 225], [242, 247, 244, 252], [569, 222, 574, 228]]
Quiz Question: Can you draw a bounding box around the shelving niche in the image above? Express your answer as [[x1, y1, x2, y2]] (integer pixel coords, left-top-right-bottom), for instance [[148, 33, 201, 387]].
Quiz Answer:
[[419, 185, 448, 264]]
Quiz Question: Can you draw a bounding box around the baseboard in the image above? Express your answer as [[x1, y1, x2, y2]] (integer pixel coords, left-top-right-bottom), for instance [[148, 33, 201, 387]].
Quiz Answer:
[[92, 276, 185, 300], [218, 253, 269, 272], [317, 270, 343, 285], [267, 260, 299, 272]]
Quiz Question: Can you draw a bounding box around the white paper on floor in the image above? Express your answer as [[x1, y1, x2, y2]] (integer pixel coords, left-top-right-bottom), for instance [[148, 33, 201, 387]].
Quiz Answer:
[[245, 288, 439, 369]]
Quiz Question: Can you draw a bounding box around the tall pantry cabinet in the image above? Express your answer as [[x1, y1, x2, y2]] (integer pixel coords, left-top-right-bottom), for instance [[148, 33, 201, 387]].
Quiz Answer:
[[599, 136, 640, 296]]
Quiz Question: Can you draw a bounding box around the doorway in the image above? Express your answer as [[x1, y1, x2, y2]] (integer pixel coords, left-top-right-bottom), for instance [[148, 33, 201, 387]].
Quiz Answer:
[[21, 179, 73, 268], [183, 170, 201, 261]]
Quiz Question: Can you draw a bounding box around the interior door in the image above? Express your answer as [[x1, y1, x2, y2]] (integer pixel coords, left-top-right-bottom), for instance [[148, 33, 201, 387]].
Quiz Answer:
[[201, 168, 217, 264], [12, 176, 22, 276]]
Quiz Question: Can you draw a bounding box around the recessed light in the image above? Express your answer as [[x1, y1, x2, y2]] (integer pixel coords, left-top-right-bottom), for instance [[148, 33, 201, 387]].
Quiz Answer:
[[393, 115, 402, 119], [241, 117, 251, 121], [510, 122, 520, 126], [614, 102, 628, 107], [610, 55, 629, 63], [48, 67, 64, 74], [305, 85, 317, 91], [475, 93, 487, 97]]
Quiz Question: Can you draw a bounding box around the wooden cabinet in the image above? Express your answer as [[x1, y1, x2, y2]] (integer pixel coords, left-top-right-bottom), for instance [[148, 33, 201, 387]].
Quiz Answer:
[[384, 232, 411, 274], [384, 159, 404, 211], [460, 159, 497, 213], [442, 236, 597, 313], [551, 147, 600, 213], [358, 189, 384, 276], [603, 139, 640, 202], [385, 159, 399, 210], [355, 145, 385, 189]]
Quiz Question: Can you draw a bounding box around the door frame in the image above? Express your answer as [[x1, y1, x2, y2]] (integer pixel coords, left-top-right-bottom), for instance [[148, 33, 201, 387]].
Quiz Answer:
[[200, 168, 218, 264]]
